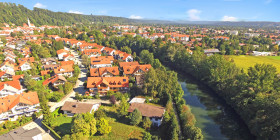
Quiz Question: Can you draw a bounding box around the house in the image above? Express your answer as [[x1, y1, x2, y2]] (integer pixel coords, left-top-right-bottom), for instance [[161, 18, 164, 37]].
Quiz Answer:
[[0, 91, 39, 122], [82, 49, 102, 57], [18, 61, 32, 71], [53, 65, 74, 77], [102, 47, 116, 56], [60, 60, 74, 66], [244, 33, 260, 39], [213, 36, 229, 40], [0, 80, 22, 97], [0, 127, 42, 140], [113, 50, 133, 62], [42, 75, 67, 89], [57, 49, 69, 60], [41, 58, 59, 70], [128, 103, 165, 127], [90, 67, 119, 77], [0, 71, 14, 81], [18, 57, 34, 64], [61, 101, 101, 116], [252, 51, 274, 56], [204, 49, 220, 56], [90, 56, 114, 68], [122, 64, 152, 77], [87, 77, 129, 96], [63, 54, 75, 61], [119, 61, 139, 69], [0, 61, 15, 73]]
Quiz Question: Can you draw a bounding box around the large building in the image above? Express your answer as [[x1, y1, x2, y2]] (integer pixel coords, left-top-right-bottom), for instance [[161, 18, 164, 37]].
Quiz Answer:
[[87, 77, 129, 96]]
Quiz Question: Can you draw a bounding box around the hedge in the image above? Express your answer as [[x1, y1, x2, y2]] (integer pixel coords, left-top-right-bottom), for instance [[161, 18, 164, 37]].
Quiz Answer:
[[41, 122, 61, 139]]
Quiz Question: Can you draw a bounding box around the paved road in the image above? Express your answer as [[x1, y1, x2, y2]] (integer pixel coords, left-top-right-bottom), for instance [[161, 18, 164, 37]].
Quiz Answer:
[[49, 49, 87, 112]]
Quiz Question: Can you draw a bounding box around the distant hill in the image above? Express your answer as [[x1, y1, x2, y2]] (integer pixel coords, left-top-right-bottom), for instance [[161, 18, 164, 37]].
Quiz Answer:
[[0, 2, 135, 26], [0, 2, 279, 27]]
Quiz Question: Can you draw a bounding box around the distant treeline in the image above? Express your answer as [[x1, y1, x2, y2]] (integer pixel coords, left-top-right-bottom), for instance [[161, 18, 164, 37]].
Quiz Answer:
[[0, 2, 134, 26]]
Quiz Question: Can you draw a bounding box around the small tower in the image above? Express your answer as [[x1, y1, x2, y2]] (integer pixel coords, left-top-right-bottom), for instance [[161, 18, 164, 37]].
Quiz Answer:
[[27, 18, 31, 27]]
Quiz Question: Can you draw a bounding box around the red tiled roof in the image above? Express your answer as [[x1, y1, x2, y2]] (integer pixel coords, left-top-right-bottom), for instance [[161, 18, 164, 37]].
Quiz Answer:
[[0, 91, 39, 114], [119, 61, 139, 68], [87, 77, 129, 88], [0, 80, 21, 91], [123, 64, 152, 75], [90, 67, 119, 77]]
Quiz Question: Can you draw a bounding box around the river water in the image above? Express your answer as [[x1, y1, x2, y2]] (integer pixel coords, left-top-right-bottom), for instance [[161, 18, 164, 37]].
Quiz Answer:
[[178, 74, 254, 140]]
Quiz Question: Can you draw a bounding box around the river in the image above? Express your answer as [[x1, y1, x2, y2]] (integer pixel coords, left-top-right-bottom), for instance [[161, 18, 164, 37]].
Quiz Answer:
[[178, 74, 254, 140]]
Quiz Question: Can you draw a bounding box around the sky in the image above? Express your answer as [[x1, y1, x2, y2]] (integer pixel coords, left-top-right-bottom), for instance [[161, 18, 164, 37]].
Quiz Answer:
[[1, 0, 279, 22]]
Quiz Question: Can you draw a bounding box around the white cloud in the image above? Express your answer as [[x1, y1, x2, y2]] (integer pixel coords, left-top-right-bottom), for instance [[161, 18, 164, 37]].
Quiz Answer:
[[129, 15, 143, 19], [187, 9, 201, 21], [34, 3, 47, 9], [69, 10, 83, 14], [221, 16, 238, 21]]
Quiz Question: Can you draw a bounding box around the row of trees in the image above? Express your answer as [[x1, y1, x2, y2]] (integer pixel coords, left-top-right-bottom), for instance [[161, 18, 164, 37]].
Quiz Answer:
[[156, 42, 280, 139]]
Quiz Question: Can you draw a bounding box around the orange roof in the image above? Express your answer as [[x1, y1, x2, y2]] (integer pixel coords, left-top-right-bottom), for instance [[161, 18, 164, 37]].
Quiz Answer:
[[60, 61, 74, 66], [0, 80, 22, 91], [90, 67, 119, 77], [119, 61, 139, 68], [54, 65, 74, 74], [87, 77, 129, 88], [82, 49, 101, 55], [91, 56, 114, 65], [12, 75, 24, 81], [123, 64, 152, 75], [0, 91, 39, 114], [18, 57, 34, 63], [57, 49, 69, 55], [40, 70, 51, 76]]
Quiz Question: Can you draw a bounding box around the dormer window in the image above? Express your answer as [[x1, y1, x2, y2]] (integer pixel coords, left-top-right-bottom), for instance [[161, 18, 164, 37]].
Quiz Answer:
[[123, 79, 126, 82], [118, 81, 121, 85]]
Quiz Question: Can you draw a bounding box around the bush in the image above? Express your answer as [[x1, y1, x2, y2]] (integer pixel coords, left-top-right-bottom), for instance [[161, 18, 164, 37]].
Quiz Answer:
[[142, 117, 152, 130], [143, 132, 152, 140], [96, 118, 111, 135], [129, 109, 142, 126]]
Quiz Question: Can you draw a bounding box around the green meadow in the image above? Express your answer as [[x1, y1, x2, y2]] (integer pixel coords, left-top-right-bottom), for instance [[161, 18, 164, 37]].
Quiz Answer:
[[226, 55, 280, 73]]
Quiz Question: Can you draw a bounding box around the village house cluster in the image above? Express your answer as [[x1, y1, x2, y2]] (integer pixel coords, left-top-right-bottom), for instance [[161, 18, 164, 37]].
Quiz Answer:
[[1, 18, 279, 136]]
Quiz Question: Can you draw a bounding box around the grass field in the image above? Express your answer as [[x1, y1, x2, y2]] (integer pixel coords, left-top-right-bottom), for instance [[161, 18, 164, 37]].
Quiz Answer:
[[227, 55, 280, 73], [92, 106, 146, 140], [52, 116, 73, 136]]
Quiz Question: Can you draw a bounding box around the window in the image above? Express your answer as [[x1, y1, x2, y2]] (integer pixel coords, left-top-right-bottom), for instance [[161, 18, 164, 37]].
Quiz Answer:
[[123, 79, 126, 82]]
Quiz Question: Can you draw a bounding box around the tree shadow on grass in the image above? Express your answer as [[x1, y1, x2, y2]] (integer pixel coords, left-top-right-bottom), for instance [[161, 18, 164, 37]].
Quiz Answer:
[[54, 123, 72, 136]]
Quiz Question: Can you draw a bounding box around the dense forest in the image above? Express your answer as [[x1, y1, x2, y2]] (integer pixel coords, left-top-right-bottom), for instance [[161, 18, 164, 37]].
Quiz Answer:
[[99, 35, 280, 140], [0, 2, 135, 26]]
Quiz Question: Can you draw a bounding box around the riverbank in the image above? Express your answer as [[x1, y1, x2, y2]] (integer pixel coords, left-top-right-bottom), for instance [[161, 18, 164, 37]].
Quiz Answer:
[[166, 65, 255, 140]]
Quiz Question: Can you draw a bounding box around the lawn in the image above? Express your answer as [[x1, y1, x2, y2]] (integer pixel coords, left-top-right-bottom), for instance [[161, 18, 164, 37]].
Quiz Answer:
[[51, 106, 147, 139], [52, 116, 73, 136], [91, 105, 146, 140], [226, 55, 280, 73]]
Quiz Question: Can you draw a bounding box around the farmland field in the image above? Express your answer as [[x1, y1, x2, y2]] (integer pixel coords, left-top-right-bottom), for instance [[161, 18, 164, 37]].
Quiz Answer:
[[226, 55, 280, 73]]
